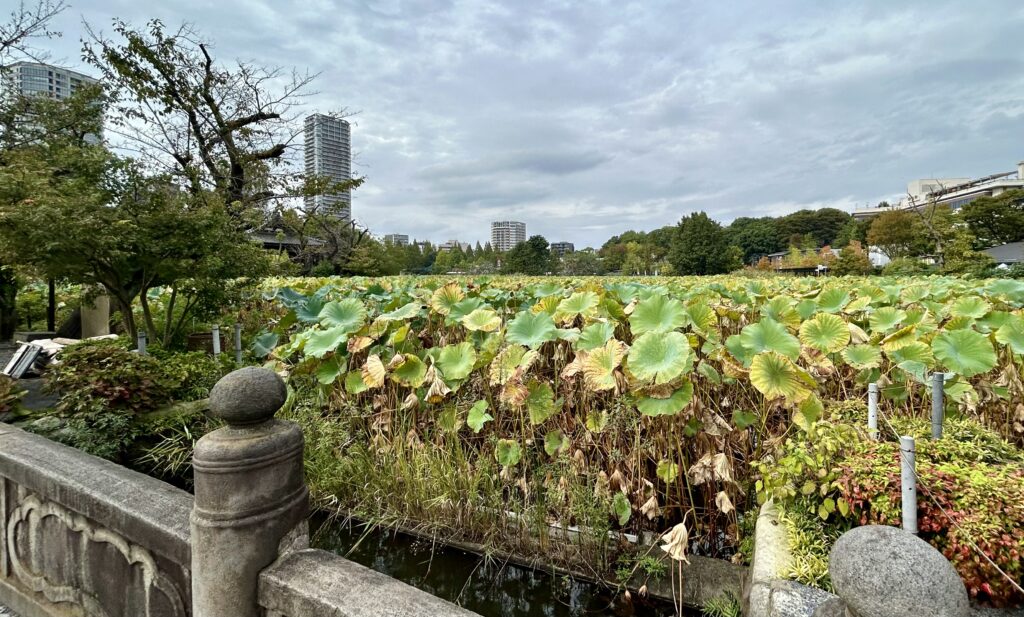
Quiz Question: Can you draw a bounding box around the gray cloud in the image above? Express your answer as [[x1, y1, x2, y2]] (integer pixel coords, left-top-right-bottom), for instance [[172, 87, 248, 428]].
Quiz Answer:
[[42, 0, 1024, 247]]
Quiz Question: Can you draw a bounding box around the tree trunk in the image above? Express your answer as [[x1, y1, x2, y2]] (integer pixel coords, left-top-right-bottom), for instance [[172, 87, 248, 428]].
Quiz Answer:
[[0, 267, 17, 341], [47, 278, 56, 331]]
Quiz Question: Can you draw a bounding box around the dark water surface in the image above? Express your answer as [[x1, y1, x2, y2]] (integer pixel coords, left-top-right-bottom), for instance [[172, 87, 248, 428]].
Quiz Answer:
[[315, 522, 699, 617]]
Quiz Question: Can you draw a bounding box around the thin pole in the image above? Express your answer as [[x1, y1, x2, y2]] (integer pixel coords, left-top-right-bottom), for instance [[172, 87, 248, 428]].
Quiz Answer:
[[212, 324, 221, 357], [931, 372, 944, 440], [868, 382, 878, 440], [234, 323, 243, 365], [900, 435, 917, 534], [137, 330, 147, 355], [47, 278, 56, 331]]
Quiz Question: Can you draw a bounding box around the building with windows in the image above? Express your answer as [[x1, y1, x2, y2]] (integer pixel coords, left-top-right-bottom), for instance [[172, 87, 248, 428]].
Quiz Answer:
[[383, 234, 409, 247], [3, 61, 98, 101], [550, 242, 574, 256], [304, 114, 352, 220], [852, 161, 1024, 220], [490, 221, 526, 252], [438, 240, 471, 252]]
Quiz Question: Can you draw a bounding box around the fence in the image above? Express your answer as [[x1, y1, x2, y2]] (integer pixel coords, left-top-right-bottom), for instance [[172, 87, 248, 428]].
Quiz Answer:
[[0, 367, 479, 617]]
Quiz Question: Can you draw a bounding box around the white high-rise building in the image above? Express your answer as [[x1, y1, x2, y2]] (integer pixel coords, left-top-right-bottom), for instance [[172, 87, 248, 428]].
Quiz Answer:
[[304, 114, 352, 219], [491, 221, 526, 252], [3, 61, 98, 101], [383, 234, 409, 246]]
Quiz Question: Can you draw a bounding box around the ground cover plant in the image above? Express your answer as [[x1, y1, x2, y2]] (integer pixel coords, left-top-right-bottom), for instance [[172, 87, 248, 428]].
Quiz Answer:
[[248, 274, 1024, 584]]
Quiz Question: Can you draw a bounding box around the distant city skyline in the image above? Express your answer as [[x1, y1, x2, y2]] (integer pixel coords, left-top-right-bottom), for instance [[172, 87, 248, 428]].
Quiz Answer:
[[30, 2, 1024, 246]]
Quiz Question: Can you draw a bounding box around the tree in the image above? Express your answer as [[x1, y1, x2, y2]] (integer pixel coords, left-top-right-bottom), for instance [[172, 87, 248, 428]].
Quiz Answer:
[[832, 241, 874, 275], [501, 236, 553, 275], [775, 208, 852, 247], [866, 210, 919, 259], [960, 189, 1024, 248], [668, 212, 739, 275], [559, 251, 604, 275], [84, 19, 343, 220], [833, 217, 871, 249], [726, 217, 783, 264]]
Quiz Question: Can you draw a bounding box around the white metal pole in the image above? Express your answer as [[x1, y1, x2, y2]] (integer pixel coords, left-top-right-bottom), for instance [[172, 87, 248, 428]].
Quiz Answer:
[[868, 382, 878, 440], [900, 435, 917, 534], [212, 324, 221, 357], [234, 323, 243, 365], [931, 372, 944, 440]]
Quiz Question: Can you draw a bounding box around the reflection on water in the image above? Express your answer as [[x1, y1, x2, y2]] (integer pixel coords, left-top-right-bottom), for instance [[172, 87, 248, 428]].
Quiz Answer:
[[315, 522, 697, 617]]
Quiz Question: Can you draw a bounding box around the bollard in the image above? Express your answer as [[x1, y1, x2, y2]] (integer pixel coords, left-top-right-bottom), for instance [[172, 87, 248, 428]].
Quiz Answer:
[[137, 330, 147, 355], [867, 383, 878, 440], [900, 435, 917, 534], [191, 367, 309, 617], [211, 324, 221, 357], [931, 372, 944, 440], [234, 322, 243, 365]]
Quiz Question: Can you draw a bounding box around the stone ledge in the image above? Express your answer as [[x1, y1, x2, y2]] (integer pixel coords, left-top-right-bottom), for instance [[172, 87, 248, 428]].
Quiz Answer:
[[0, 422, 193, 566], [258, 549, 481, 617], [747, 500, 794, 617]]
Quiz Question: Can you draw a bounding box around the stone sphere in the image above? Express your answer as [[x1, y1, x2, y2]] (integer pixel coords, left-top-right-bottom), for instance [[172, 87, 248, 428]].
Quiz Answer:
[[829, 525, 969, 617], [208, 367, 287, 425]]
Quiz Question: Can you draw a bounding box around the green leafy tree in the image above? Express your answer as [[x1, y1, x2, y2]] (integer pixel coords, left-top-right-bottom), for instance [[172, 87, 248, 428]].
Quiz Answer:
[[960, 189, 1024, 248], [866, 210, 920, 259], [775, 208, 852, 247], [501, 235, 553, 275], [668, 212, 739, 275], [559, 251, 605, 275], [727, 217, 783, 264], [831, 241, 874, 275]]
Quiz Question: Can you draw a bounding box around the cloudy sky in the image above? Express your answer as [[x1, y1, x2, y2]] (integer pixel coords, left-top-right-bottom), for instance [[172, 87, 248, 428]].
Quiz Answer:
[[42, 0, 1024, 247]]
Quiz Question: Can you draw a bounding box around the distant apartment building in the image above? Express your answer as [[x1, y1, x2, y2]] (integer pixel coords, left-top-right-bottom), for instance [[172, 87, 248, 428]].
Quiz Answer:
[[304, 114, 352, 220], [550, 242, 574, 256], [490, 221, 526, 252], [438, 240, 471, 252], [852, 161, 1024, 221], [2, 61, 101, 143], [383, 234, 409, 247]]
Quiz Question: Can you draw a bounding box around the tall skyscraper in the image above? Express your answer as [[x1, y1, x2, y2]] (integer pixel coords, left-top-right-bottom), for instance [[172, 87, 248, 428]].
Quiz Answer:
[[304, 114, 352, 220], [491, 221, 526, 252]]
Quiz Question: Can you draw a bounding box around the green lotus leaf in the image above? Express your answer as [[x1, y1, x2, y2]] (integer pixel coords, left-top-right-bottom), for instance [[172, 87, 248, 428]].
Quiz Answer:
[[793, 395, 824, 432], [554, 291, 600, 323], [842, 344, 881, 369], [378, 301, 422, 322], [436, 342, 477, 380], [932, 329, 996, 378], [586, 410, 609, 433], [543, 429, 569, 457], [344, 370, 368, 395], [656, 459, 679, 482], [466, 400, 493, 433], [685, 302, 717, 334], [296, 297, 325, 323], [316, 356, 343, 384], [697, 360, 722, 384], [726, 333, 755, 367], [449, 297, 486, 321], [251, 331, 279, 357], [387, 324, 410, 346], [731, 409, 758, 430], [430, 283, 465, 315], [506, 311, 559, 348], [627, 331, 693, 384], [880, 324, 919, 352], [817, 288, 851, 313], [304, 325, 349, 359], [749, 351, 814, 401], [526, 380, 561, 424], [495, 439, 521, 467], [391, 353, 428, 387], [739, 319, 801, 361], [582, 339, 627, 391], [576, 321, 616, 352], [629, 294, 687, 336], [950, 296, 990, 320], [318, 298, 367, 334], [637, 381, 694, 416], [798, 313, 850, 353], [489, 345, 529, 385], [995, 315, 1024, 355], [461, 308, 502, 332], [843, 296, 872, 313], [763, 296, 801, 329], [612, 492, 631, 526], [868, 307, 906, 333]]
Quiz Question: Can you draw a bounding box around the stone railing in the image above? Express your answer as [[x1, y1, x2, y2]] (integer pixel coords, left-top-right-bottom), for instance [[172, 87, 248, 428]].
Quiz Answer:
[[0, 367, 479, 617]]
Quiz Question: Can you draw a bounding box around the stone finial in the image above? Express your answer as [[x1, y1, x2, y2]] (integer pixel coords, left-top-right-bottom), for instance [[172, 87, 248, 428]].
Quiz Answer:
[[826, 525, 969, 617], [208, 367, 286, 426]]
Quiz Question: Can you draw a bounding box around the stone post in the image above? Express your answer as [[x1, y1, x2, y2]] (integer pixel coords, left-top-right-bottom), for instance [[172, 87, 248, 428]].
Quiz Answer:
[[80, 293, 110, 337], [191, 367, 308, 617]]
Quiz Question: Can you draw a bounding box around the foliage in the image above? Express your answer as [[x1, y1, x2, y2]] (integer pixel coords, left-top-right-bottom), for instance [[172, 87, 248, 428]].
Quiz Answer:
[[702, 592, 742, 617], [26, 410, 140, 461], [867, 210, 923, 259], [774, 208, 854, 248], [882, 257, 937, 276], [960, 189, 1024, 248], [0, 374, 25, 415], [831, 241, 874, 276], [669, 211, 740, 275], [558, 250, 605, 275], [501, 235, 555, 275], [726, 217, 783, 265]]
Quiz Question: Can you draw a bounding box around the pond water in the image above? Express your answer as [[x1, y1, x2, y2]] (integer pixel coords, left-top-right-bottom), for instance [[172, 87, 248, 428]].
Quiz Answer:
[[314, 522, 701, 617]]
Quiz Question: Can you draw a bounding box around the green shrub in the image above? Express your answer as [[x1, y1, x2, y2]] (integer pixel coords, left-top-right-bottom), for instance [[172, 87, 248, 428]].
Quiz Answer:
[[1, 374, 25, 415], [151, 349, 232, 401], [27, 410, 140, 461], [882, 257, 937, 276]]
